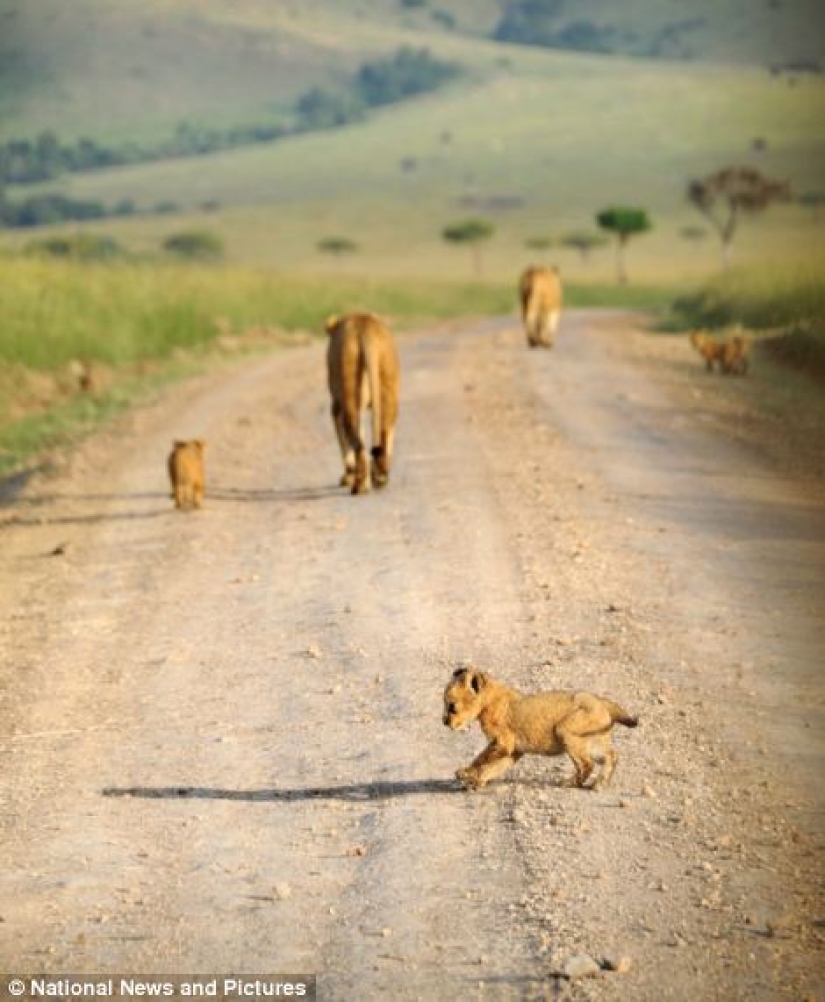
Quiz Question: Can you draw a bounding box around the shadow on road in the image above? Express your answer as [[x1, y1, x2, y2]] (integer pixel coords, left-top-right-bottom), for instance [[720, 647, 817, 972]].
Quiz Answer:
[[102, 778, 461, 802], [0, 484, 342, 530], [209, 485, 341, 503]]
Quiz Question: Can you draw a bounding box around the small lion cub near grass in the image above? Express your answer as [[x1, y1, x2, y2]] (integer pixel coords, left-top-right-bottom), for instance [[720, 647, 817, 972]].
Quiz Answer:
[[689, 330, 749, 375], [443, 667, 638, 791], [168, 440, 205, 510]]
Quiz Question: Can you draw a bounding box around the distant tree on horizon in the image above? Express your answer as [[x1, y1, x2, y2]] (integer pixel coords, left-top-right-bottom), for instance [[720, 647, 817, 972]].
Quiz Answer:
[[687, 166, 790, 269], [442, 218, 495, 276], [525, 235, 554, 250], [317, 236, 359, 255], [560, 229, 608, 263], [596, 207, 651, 284], [798, 190, 825, 222], [163, 230, 224, 261]]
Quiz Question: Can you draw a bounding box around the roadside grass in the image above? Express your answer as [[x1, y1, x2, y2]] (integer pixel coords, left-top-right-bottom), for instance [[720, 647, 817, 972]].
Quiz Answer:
[[0, 256, 516, 476], [671, 265, 825, 330], [0, 255, 684, 478], [565, 282, 675, 311], [0, 256, 513, 372], [669, 264, 825, 381], [0, 361, 199, 479]]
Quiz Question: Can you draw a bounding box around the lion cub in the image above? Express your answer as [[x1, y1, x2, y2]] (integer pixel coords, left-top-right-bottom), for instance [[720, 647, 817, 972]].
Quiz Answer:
[[443, 667, 637, 791], [720, 334, 749, 375], [168, 440, 205, 510], [689, 330, 726, 372], [689, 330, 749, 375]]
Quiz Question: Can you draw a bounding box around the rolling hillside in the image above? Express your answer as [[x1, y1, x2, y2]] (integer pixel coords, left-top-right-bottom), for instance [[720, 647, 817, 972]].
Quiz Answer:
[[1, 0, 823, 282], [2, 0, 822, 141]]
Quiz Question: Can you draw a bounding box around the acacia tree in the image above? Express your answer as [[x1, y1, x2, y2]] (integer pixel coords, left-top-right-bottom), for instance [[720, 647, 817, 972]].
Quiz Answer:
[[442, 218, 495, 276], [525, 235, 553, 250], [798, 190, 825, 223], [687, 166, 790, 269], [595, 207, 651, 284], [560, 229, 608, 264], [317, 236, 358, 255]]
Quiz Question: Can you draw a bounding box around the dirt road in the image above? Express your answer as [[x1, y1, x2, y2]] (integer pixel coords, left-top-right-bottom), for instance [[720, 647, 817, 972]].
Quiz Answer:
[[1, 312, 823, 1000]]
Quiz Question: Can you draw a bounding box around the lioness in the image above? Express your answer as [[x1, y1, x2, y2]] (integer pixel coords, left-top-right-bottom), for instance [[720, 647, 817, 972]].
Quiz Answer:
[[443, 667, 637, 791], [168, 440, 205, 510], [519, 265, 562, 348], [325, 312, 399, 495]]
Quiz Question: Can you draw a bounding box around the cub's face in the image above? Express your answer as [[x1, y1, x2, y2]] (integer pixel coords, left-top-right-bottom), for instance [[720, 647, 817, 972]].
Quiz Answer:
[[443, 669, 485, 730]]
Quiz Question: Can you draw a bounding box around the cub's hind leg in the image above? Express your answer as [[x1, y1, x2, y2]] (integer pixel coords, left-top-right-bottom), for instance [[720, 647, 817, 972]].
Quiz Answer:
[[589, 733, 619, 791]]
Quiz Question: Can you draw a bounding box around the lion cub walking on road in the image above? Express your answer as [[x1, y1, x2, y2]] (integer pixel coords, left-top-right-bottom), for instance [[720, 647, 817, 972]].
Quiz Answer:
[[325, 312, 399, 495], [168, 439, 205, 510], [689, 330, 750, 375], [519, 265, 562, 348], [443, 668, 638, 791]]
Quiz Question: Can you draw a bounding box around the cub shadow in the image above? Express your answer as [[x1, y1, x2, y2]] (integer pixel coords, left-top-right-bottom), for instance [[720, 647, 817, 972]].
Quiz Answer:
[[1, 484, 342, 530], [102, 778, 460, 803]]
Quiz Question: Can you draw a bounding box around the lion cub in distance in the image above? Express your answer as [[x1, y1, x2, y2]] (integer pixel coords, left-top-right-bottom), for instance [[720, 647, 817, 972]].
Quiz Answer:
[[168, 440, 205, 510], [689, 330, 749, 375], [443, 667, 637, 791]]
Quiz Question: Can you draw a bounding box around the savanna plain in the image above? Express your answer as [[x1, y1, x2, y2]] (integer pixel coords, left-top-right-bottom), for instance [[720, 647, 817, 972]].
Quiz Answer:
[[1, 2, 824, 999]]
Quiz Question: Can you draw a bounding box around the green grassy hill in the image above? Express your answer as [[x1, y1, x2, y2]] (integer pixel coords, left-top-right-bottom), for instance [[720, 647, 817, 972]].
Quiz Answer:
[[2, 0, 822, 141], [1, 0, 823, 284]]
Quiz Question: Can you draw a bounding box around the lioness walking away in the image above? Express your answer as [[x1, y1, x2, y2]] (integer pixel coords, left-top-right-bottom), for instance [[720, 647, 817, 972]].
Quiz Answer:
[[325, 312, 400, 495], [519, 265, 562, 348], [443, 667, 637, 791], [168, 440, 205, 510]]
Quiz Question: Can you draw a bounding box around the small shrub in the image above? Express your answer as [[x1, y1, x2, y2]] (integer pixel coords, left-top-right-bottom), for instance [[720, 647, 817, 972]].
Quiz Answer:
[[163, 230, 224, 261], [317, 237, 359, 254], [25, 234, 124, 261]]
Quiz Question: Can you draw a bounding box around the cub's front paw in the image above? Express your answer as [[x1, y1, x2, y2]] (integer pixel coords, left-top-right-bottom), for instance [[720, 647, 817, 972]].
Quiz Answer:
[[456, 767, 481, 790]]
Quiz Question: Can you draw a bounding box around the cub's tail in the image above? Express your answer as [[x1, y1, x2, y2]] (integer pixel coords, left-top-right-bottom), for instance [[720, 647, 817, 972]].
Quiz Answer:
[[605, 700, 638, 728]]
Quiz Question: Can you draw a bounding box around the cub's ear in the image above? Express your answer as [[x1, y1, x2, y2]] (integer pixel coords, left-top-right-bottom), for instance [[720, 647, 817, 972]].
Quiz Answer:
[[324, 314, 340, 335], [174, 440, 187, 448], [452, 663, 477, 683], [470, 672, 487, 694], [195, 439, 206, 451]]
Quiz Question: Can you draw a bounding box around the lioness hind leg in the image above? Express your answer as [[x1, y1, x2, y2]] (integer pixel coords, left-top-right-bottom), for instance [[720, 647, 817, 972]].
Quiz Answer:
[[332, 402, 356, 487], [543, 309, 559, 347], [525, 306, 542, 348], [371, 426, 393, 488], [352, 448, 371, 495]]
